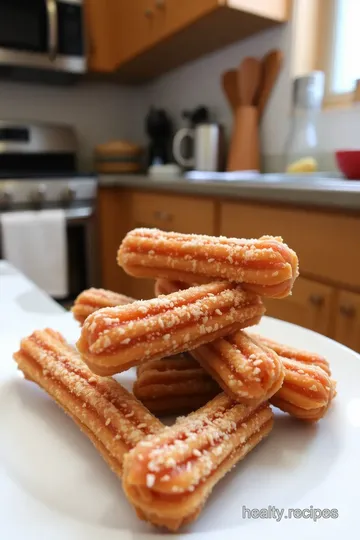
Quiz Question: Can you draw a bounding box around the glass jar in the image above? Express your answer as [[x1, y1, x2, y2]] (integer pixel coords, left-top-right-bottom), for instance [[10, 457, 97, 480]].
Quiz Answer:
[[284, 72, 325, 172]]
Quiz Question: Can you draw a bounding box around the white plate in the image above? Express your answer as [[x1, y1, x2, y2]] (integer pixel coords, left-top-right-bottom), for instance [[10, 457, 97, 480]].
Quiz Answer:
[[0, 312, 359, 540]]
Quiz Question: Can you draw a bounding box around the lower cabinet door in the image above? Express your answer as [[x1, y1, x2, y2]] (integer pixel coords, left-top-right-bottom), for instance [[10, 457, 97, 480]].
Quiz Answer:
[[264, 276, 335, 336], [334, 290, 360, 352]]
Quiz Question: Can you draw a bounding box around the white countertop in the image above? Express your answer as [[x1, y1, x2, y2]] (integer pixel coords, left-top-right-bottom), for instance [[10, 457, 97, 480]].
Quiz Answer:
[[0, 261, 79, 379], [99, 173, 360, 210]]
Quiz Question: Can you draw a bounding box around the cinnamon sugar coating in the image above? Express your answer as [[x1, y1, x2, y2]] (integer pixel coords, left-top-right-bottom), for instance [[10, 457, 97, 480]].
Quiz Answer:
[[13, 328, 162, 477], [123, 395, 273, 530], [77, 282, 265, 376], [191, 331, 285, 403], [72, 287, 136, 325], [118, 228, 299, 298], [250, 334, 331, 376]]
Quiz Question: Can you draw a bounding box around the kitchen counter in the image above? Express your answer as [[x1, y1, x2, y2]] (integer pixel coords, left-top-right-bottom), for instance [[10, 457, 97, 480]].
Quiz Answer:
[[98, 174, 360, 211], [0, 261, 80, 381]]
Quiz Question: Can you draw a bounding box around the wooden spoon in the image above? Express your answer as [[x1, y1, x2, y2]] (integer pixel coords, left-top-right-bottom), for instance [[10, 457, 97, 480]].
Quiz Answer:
[[237, 57, 262, 106], [258, 49, 283, 120], [221, 70, 239, 112]]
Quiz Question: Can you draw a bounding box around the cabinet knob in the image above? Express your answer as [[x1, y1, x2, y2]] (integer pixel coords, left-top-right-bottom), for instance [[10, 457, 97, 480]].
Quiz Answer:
[[339, 304, 356, 317], [154, 210, 173, 222], [309, 294, 324, 307], [155, 0, 165, 7], [145, 8, 154, 17]]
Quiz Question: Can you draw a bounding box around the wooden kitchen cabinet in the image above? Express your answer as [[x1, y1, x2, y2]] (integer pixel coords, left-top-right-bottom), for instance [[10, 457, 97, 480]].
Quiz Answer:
[[85, 0, 118, 72], [98, 188, 134, 295], [159, 0, 219, 36], [87, 0, 290, 79], [98, 189, 216, 299], [334, 290, 360, 352], [220, 201, 360, 290], [131, 192, 214, 233], [115, 0, 161, 66], [265, 277, 335, 336], [128, 192, 215, 299]]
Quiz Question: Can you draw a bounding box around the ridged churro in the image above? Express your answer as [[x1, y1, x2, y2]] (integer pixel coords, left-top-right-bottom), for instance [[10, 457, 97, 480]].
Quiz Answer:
[[191, 331, 285, 403], [250, 334, 331, 375], [13, 329, 163, 477], [270, 356, 336, 421], [118, 228, 299, 298], [123, 395, 273, 531], [77, 282, 265, 376], [72, 287, 136, 325], [134, 355, 221, 415]]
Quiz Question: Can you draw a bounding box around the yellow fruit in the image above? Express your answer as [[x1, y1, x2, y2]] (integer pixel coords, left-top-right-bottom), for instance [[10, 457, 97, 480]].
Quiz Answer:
[[286, 156, 318, 173]]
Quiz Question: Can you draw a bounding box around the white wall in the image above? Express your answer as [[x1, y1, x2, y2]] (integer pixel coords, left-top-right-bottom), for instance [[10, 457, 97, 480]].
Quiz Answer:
[[142, 15, 360, 172], [0, 80, 147, 171], [143, 23, 293, 166], [2, 16, 359, 174]]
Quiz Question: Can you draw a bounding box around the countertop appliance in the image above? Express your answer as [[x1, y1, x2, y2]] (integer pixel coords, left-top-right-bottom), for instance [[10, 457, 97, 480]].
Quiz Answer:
[[145, 108, 173, 166], [0, 0, 86, 78], [173, 123, 224, 172], [0, 120, 97, 302]]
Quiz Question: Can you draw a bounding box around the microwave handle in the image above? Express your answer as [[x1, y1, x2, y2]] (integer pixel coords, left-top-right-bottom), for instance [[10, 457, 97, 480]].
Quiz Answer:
[[46, 0, 58, 60]]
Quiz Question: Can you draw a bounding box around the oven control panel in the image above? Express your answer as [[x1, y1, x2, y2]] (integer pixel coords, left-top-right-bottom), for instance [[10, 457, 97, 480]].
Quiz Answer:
[[0, 178, 97, 209]]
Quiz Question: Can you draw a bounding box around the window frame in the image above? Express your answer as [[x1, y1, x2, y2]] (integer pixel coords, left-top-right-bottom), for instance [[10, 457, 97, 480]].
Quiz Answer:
[[292, 0, 354, 109]]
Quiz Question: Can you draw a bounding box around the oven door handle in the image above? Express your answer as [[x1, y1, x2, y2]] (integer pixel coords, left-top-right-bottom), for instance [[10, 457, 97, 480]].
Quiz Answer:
[[46, 0, 58, 61]]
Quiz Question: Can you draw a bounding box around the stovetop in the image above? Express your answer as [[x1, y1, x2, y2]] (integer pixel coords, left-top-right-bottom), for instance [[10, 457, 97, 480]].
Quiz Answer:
[[0, 176, 97, 210]]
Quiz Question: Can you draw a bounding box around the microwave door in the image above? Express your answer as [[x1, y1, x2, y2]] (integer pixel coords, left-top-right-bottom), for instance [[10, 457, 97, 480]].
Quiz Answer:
[[0, 0, 86, 73], [0, 0, 50, 68]]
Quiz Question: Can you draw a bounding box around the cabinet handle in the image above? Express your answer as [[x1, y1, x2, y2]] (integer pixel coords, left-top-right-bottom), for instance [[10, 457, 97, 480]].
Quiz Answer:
[[145, 8, 154, 17], [309, 294, 324, 307], [154, 210, 173, 222], [339, 304, 356, 317]]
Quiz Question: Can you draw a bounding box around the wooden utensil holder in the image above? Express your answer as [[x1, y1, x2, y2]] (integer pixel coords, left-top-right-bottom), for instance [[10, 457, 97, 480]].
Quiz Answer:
[[227, 106, 260, 171]]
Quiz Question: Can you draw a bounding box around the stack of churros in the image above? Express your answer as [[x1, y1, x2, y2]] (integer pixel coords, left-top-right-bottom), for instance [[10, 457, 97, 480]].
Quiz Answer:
[[13, 227, 337, 532]]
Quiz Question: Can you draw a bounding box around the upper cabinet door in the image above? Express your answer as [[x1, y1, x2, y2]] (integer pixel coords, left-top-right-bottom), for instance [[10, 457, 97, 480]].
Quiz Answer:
[[159, 0, 219, 37], [85, 0, 117, 72], [116, 0, 159, 65]]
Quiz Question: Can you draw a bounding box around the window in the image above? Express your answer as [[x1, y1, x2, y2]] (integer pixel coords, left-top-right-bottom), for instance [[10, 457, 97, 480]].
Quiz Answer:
[[292, 0, 360, 106], [329, 0, 360, 95]]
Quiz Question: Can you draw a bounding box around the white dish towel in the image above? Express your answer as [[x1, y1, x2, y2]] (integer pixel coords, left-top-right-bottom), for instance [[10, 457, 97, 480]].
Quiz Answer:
[[1, 210, 68, 298]]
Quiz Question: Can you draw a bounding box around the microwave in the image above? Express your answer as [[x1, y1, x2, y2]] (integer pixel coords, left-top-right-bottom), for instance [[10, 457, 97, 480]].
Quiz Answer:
[[0, 0, 86, 74]]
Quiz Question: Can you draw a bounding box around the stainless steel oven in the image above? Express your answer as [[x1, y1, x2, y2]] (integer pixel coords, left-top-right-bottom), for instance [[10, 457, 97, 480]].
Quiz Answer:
[[0, 0, 86, 74], [0, 121, 98, 303]]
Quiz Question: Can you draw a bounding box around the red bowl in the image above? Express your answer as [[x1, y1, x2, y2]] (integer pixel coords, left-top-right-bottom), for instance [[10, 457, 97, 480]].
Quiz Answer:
[[335, 150, 360, 180]]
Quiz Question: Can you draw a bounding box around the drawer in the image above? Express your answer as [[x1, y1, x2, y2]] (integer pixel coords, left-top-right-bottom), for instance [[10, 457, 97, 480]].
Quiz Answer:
[[132, 193, 215, 234], [264, 276, 335, 336], [334, 290, 360, 352], [220, 202, 360, 289]]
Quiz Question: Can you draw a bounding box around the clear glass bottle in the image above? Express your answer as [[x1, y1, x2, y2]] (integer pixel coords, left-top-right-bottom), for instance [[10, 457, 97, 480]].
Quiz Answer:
[[284, 72, 325, 172]]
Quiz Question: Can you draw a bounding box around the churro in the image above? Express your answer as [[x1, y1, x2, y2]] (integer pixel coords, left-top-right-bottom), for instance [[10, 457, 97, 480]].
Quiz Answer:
[[191, 331, 285, 403], [123, 395, 273, 531], [77, 282, 265, 376], [13, 329, 163, 477], [118, 228, 298, 298], [72, 287, 136, 325], [251, 334, 331, 375], [270, 356, 336, 421], [134, 355, 221, 415]]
